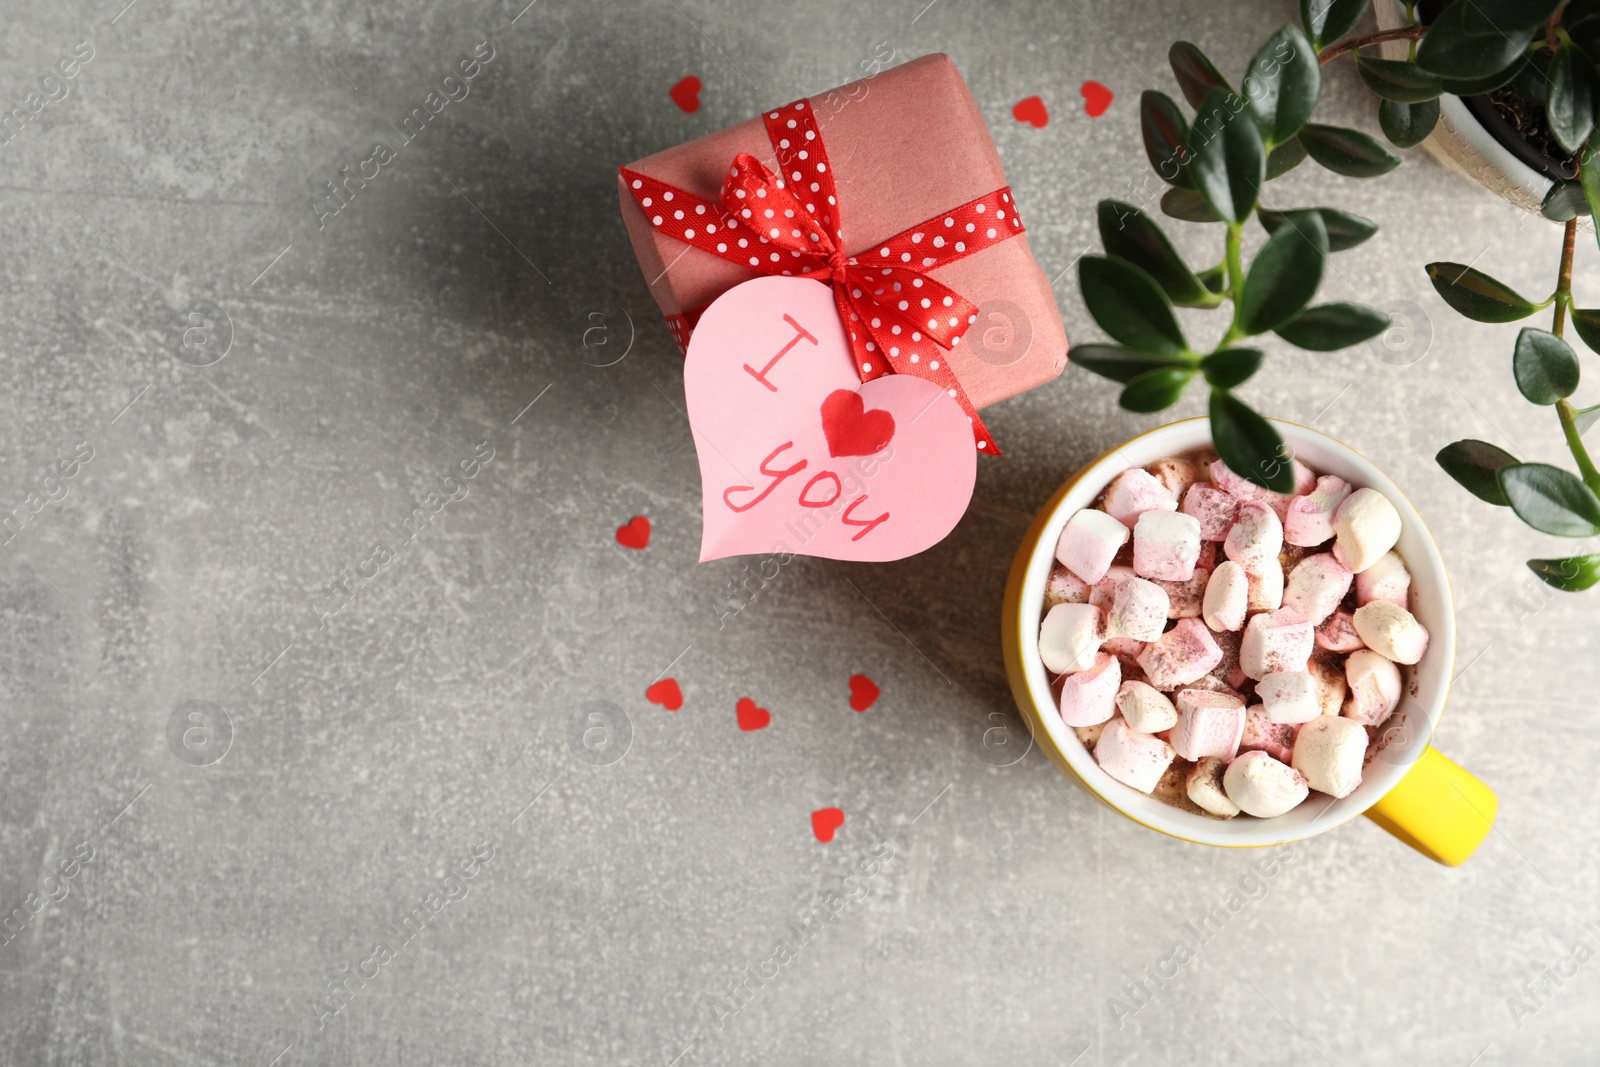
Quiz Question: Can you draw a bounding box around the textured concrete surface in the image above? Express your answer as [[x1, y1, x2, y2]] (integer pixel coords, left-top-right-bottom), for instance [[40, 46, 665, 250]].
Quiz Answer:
[[1, 0, 1598, 1064]]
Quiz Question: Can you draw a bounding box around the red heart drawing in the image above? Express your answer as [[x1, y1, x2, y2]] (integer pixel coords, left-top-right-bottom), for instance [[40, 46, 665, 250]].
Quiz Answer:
[[1012, 95, 1049, 128], [821, 390, 895, 458], [616, 515, 651, 550], [848, 673, 880, 712], [645, 677, 683, 711], [669, 75, 702, 114], [1081, 80, 1114, 118], [735, 697, 771, 731], [811, 807, 845, 843]]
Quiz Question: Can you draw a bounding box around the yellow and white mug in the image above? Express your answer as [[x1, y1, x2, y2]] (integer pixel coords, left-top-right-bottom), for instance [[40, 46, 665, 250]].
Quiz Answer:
[[1000, 418, 1497, 865]]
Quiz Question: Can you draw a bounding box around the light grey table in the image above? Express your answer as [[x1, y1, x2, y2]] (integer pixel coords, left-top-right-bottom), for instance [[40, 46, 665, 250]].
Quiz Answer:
[[2, 0, 1594, 1063]]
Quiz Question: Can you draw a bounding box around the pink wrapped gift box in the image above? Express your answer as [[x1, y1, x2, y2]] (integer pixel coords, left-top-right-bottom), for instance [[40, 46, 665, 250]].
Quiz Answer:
[[617, 53, 1067, 413]]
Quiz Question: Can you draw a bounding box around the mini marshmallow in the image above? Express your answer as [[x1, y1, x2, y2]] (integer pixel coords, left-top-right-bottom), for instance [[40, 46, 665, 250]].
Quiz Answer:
[[1211, 628, 1249, 691], [1203, 560, 1249, 632], [1039, 602, 1104, 674], [1355, 551, 1411, 608], [1282, 552, 1353, 626], [1292, 715, 1368, 798], [1352, 600, 1429, 665], [1258, 670, 1322, 724], [1290, 459, 1318, 496], [1196, 539, 1219, 571], [1314, 608, 1365, 653], [1240, 703, 1297, 763], [1342, 648, 1401, 726], [1186, 757, 1240, 818], [1045, 566, 1092, 608], [1206, 458, 1260, 500], [1090, 565, 1137, 611], [1240, 608, 1314, 680], [1223, 750, 1310, 817], [1056, 507, 1130, 584], [1307, 656, 1348, 718], [1148, 457, 1200, 500], [1246, 559, 1285, 612], [1155, 568, 1208, 619], [1093, 717, 1177, 794], [1224, 499, 1284, 574], [1106, 576, 1170, 642], [1136, 618, 1223, 689], [1103, 467, 1178, 527], [1285, 475, 1351, 547], [1170, 689, 1245, 760], [1059, 652, 1121, 727], [1332, 488, 1402, 574], [1102, 636, 1147, 663], [1116, 680, 1178, 733], [1182, 484, 1238, 541], [1133, 511, 1203, 582]]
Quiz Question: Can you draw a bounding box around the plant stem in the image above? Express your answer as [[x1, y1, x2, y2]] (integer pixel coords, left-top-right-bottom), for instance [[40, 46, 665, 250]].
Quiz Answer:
[[1218, 223, 1247, 348], [1318, 26, 1428, 65], [1558, 400, 1600, 494], [1553, 216, 1578, 338]]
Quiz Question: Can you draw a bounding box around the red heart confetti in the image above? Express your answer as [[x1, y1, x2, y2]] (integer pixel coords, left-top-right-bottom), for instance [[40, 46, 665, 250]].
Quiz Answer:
[[1012, 95, 1049, 128], [847, 673, 880, 712], [645, 677, 683, 711], [735, 697, 771, 731], [811, 807, 845, 843], [616, 515, 651, 550], [820, 389, 896, 458], [669, 75, 702, 114], [1081, 80, 1114, 118]]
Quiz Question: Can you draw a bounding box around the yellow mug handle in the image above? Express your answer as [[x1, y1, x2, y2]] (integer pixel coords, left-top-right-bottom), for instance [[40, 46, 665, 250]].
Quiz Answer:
[[1363, 748, 1497, 866]]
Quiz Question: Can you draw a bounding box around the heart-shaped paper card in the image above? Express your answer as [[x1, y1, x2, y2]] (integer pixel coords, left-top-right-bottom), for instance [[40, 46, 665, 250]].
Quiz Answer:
[[685, 277, 977, 562]]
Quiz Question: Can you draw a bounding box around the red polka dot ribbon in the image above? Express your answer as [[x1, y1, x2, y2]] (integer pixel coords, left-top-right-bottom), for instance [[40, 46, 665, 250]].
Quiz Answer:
[[621, 97, 1027, 455]]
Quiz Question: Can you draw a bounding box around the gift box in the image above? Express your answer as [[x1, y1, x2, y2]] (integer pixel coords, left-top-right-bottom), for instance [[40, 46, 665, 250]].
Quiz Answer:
[[617, 53, 1066, 418]]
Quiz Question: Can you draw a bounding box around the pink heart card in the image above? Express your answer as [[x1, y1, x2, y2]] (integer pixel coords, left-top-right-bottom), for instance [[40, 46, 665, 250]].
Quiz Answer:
[[684, 277, 977, 562]]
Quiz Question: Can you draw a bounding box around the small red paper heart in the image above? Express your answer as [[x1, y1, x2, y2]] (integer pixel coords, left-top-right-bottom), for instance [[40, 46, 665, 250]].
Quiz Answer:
[[616, 515, 651, 550], [1012, 95, 1049, 128], [645, 677, 683, 711], [1081, 80, 1114, 118], [669, 75, 702, 114], [820, 389, 895, 458], [811, 807, 845, 843], [847, 673, 880, 712], [735, 697, 771, 731]]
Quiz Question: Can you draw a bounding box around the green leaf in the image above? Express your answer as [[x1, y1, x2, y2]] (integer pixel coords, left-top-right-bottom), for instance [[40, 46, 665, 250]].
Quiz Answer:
[[1265, 136, 1309, 178], [1120, 367, 1195, 412], [1160, 187, 1223, 223], [1242, 26, 1322, 144], [1512, 327, 1581, 405], [1378, 98, 1440, 148], [1198, 263, 1228, 295], [1416, 1, 1537, 79], [1209, 391, 1295, 492], [1437, 439, 1516, 505], [1097, 200, 1217, 306], [1571, 307, 1600, 355], [1141, 91, 1195, 188], [1070, 343, 1189, 384], [1188, 89, 1266, 224], [1201, 347, 1264, 389], [1498, 463, 1600, 536], [1258, 206, 1378, 251], [1356, 55, 1444, 103], [1570, 13, 1600, 65], [1299, 124, 1404, 177], [1275, 302, 1390, 350], [1438, 56, 1528, 96], [1425, 262, 1542, 322], [1540, 180, 1592, 222], [1459, 0, 1564, 34], [1238, 211, 1329, 334], [1584, 146, 1600, 255], [1528, 553, 1600, 592], [1300, 0, 1370, 49], [1548, 40, 1599, 155], [1170, 42, 1235, 110], [1078, 255, 1189, 358]]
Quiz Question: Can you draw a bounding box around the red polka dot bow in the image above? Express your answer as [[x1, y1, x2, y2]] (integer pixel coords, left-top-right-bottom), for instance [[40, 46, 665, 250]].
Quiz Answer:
[[621, 97, 1028, 454]]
